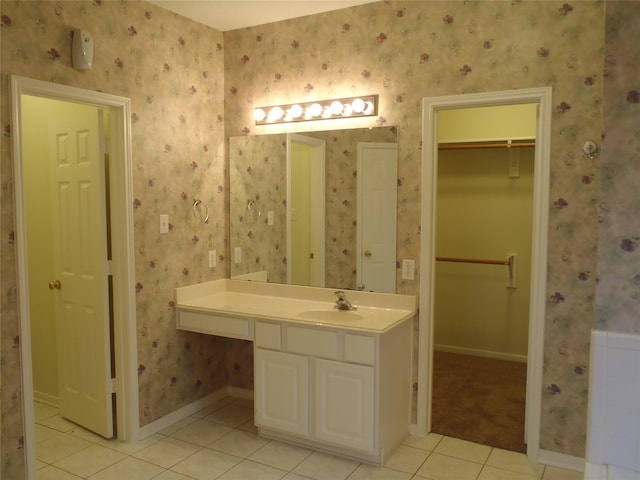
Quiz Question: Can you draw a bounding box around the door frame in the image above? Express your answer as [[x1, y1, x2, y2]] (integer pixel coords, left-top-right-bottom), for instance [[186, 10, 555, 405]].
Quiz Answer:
[[417, 87, 552, 462], [286, 133, 326, 287], [10, 75, 139, 479]]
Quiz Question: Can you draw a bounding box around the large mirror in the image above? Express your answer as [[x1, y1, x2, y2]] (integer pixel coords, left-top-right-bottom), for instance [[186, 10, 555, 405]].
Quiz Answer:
[[229, 126, 398, 292]]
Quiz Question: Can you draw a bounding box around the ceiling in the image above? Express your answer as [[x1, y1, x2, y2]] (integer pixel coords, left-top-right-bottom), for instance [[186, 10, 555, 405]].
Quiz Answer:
[[148, 0, 380, 32]]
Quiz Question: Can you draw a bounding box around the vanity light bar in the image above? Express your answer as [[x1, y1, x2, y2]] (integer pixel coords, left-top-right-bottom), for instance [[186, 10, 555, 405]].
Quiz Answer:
[[254, 95, 378, 125]]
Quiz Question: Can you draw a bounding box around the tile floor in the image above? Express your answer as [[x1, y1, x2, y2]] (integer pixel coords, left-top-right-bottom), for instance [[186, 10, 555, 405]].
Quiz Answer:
[[35, 397, 584, 480]]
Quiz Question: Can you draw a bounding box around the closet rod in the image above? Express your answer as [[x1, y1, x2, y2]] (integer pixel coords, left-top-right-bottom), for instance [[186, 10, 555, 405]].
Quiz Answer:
[[435, 256, 509, 266], [438, 140, 535, 150]]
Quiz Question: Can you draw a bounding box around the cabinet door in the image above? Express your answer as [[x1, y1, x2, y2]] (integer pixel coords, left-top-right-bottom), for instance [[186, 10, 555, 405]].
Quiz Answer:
[[255, 348, 309, 436], [315, 358, 375, 452]]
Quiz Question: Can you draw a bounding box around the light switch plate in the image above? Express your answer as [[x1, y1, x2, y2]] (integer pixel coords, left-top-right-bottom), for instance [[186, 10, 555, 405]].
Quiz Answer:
[[402, 259, 415, 280], [159, 214, 169, 234], [234, 246, 242, 264], [208, 250, 217, 268]]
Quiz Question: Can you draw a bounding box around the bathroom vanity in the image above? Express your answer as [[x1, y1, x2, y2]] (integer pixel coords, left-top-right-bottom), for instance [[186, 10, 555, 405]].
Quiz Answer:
[[175, 279, 416, 465]]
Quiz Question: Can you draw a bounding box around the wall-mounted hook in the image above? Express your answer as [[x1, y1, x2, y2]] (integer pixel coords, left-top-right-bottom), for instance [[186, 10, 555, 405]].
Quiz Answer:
[[247, 199, 262, 218], [193, 199, 209, 224]]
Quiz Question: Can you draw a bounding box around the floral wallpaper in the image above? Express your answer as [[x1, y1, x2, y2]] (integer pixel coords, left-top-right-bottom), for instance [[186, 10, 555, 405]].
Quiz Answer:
[[595, 3, 640, 334], [223, 0, 606, 459], [1, 1, 229, 477], [1, 0, 638, 477], [229, 126, 397, 289]]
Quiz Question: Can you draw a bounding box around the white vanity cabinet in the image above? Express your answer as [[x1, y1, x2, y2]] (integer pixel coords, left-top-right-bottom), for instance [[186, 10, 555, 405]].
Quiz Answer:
[[175, 279, 416, 465], [254, 319, 411, 465]]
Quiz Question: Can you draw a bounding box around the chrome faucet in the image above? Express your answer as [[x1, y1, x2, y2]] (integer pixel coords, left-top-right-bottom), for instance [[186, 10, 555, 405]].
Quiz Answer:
[[334, 290, 357, 311]]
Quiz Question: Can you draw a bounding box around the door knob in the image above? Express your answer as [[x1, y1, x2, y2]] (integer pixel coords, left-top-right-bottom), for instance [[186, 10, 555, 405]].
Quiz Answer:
[[364, 250, 372, 257], [48, 280, 61, 290]]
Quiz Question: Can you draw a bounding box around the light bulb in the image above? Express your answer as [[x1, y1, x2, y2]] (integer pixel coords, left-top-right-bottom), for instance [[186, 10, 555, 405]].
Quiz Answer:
[[342, 105, 353, 116], [254, 108, 266, 122], [267, 106, 284, 122], [308, 103, 322, 117], [289, 104, 303, 118], [363, 101, 374, 115], [330, 101, 344, 115], [351, 98, 365, 113]]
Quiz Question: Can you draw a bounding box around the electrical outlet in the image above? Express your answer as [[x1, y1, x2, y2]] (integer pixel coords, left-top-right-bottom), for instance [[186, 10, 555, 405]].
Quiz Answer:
[[402, 259, 415, 280], [159, 214, 169, 234], [208, 250, 217, 268], [234, 246, 242, 264], [267, 210, 274, 226]]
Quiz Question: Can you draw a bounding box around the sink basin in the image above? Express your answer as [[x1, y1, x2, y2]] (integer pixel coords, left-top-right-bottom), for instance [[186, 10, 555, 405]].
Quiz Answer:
[[298, 308, 364, 322]]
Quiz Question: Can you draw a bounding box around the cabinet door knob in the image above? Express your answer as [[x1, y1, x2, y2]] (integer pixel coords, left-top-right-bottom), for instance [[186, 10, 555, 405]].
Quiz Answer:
[[48, 280, 61, 290], [364, 250, 372, 257]]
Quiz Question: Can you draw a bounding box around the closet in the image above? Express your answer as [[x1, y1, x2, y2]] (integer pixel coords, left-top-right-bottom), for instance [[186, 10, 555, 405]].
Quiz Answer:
[[431, 105, 536, 452]]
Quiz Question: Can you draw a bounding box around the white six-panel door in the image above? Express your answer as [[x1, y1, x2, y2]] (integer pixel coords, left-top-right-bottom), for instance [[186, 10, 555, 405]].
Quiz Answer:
[[48, 109, 113, 438], [357, 143, 398, 293]]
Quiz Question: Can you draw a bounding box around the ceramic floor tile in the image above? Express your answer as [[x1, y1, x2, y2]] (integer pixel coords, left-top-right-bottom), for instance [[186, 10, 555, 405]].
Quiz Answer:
[[170, 418, 233, 446], [292, 451, 360, 480], [248, 439, 313, 471], [67, 425, 105, 444], [157, 415, 199, 436], [99, 433, 163, 455], [205, 403, 254, 427], [383, 445, 429, 473], [209, 428, 270, 457], [36, 465, 83, 479], [132, 436, 202, 469], [37, 424, 64, 444], [38, 414, 78, 433], [478, 464, 543, 480], [237, 418, 259, 434], [217, 459, 288, 480], [88, 456, 165, 479], [34, 402, 60, 422], [53, 443, 127, 478], [348, 463, 413, 479], [191, 396, 237, 419], [486, 448, 545, 478], [152, 471, 196, 480], [416, 452, 483, 480], [282, 474, 313, 480], [403, 433, 443, 452], [170, 447, 242, 479], [36, 433, 93, 464], [541, 466, 585, 480], [433, 436, 493, 464]]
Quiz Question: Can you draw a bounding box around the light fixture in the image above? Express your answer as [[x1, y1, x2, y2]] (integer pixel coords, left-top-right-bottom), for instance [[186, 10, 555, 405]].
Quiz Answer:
[[254, 95, 378, 125]]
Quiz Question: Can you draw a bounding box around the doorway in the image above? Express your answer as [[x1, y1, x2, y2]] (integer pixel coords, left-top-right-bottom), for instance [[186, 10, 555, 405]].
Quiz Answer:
[[10, 76, 138, 479], [287, 134, 326, 287], [417, 87, 552, 462]]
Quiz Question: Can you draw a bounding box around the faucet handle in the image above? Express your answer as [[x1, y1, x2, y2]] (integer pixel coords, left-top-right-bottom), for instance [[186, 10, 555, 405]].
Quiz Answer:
[[334, 290, 345, 300]]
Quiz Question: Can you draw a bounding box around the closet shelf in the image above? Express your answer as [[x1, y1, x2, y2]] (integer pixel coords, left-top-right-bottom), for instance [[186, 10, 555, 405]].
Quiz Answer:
[[438, 140, 535, 150]]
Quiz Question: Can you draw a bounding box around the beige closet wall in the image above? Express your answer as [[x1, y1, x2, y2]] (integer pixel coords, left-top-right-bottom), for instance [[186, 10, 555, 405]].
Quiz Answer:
[[434, 105, 537, 360]]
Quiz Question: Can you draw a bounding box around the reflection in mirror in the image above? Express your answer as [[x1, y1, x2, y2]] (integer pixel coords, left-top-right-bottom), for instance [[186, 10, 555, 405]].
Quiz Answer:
[[230, 126, 397, 292]]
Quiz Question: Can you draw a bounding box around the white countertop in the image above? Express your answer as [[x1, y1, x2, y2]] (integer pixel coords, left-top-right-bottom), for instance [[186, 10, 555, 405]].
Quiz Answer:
[[175, 279, 416, 333]]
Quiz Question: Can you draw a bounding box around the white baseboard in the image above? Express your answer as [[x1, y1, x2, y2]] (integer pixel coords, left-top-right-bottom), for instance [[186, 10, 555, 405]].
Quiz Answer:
[[434, 344, 527, 363], [538, 449, 585, 472], [33, 391, 59, 408], [138, 386, 253, 440]]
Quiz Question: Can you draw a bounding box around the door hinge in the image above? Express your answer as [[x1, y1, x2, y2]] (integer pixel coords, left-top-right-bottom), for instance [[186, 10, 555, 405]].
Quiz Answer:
[[107, 260, 113, 276], [110, 378, 117, 394]]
